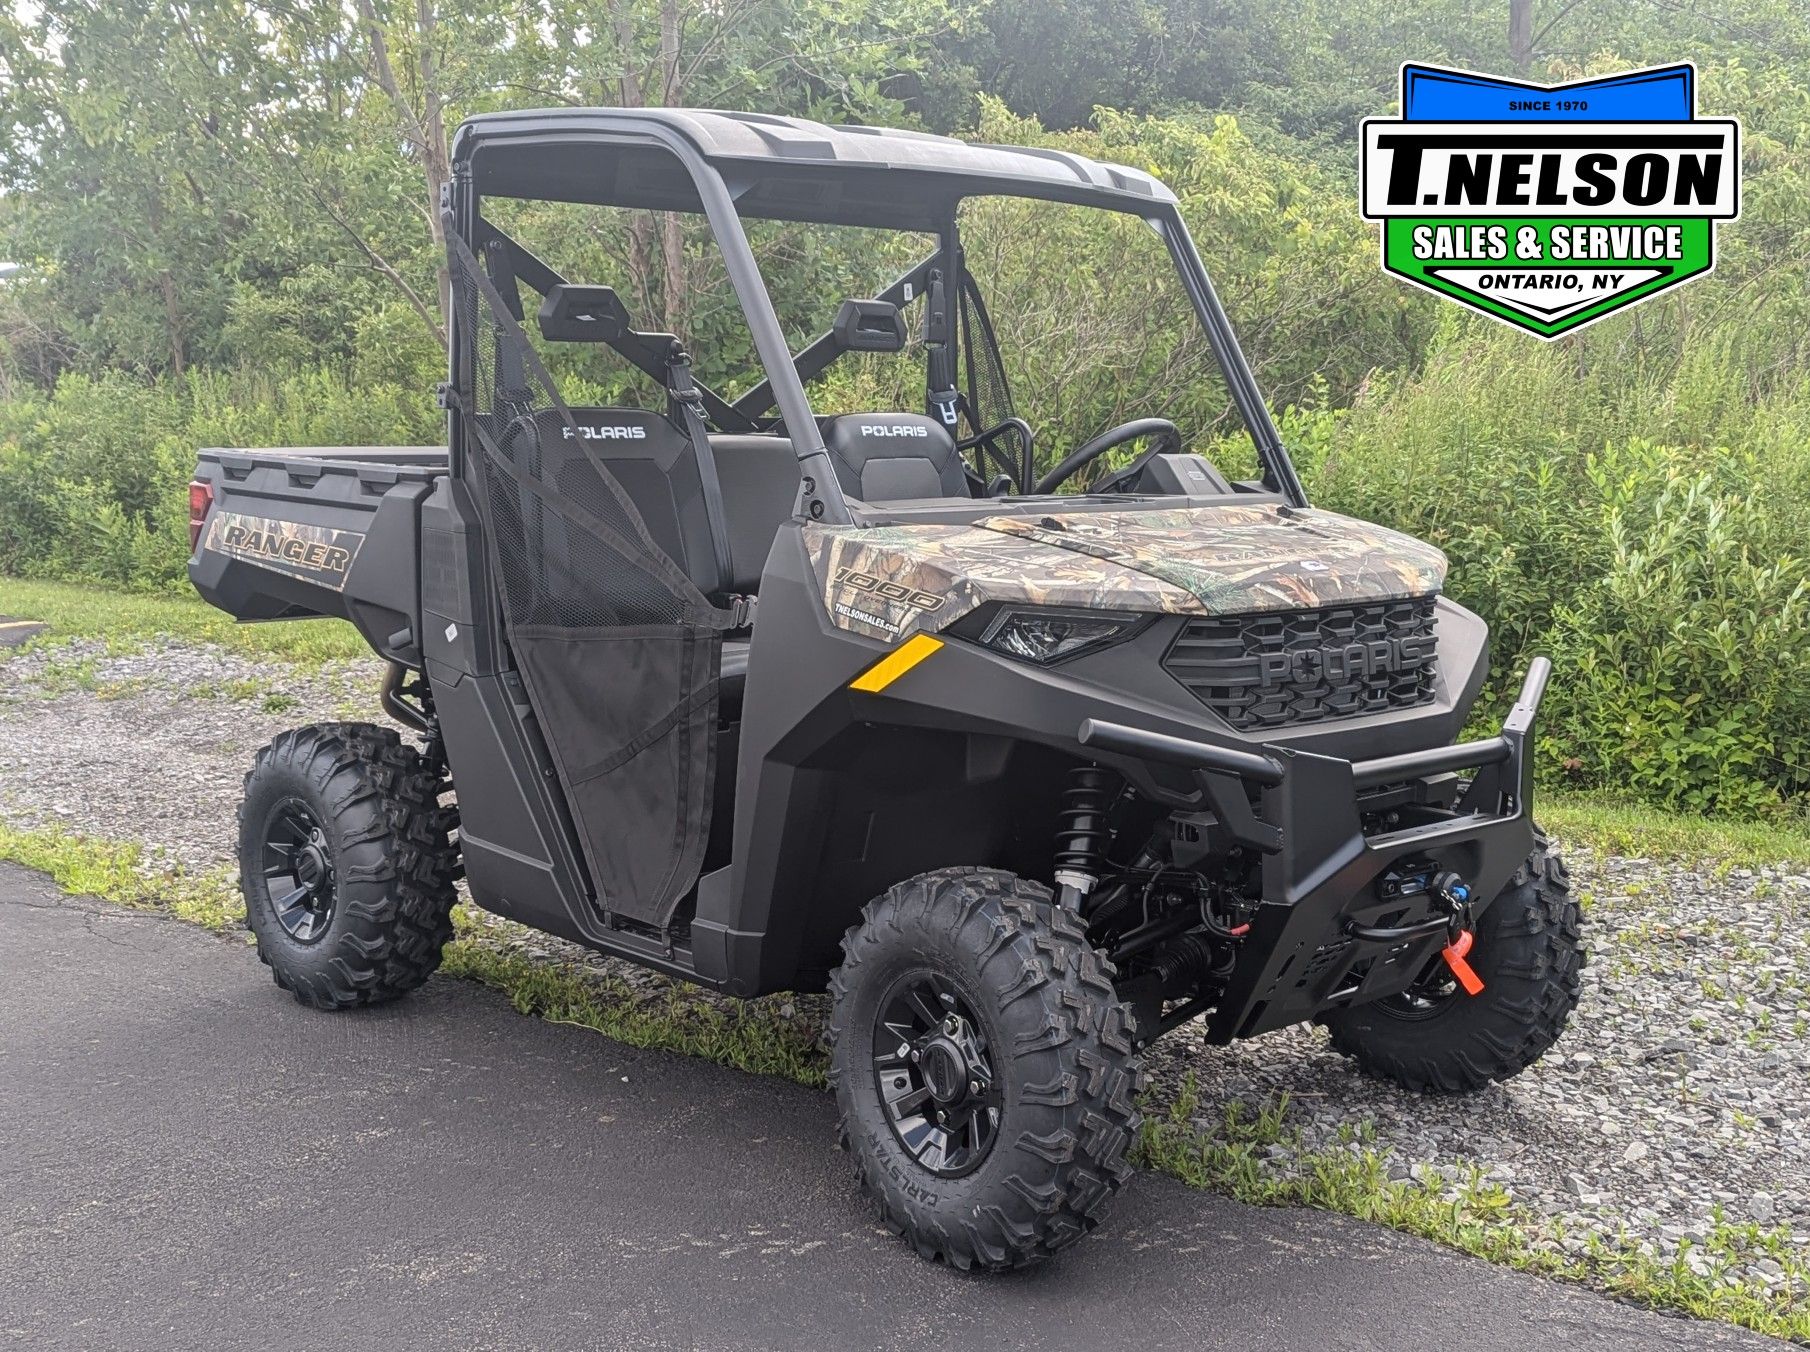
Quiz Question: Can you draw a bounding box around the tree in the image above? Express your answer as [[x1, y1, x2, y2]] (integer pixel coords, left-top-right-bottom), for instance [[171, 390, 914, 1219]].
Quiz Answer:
[[0, 0, 446, 374], [1509, 0, 1533, 70], [0, 2, 254, 376], [351, 0, 458, 343], [514, 0, 973, 333], [335, 0, 970, 343]]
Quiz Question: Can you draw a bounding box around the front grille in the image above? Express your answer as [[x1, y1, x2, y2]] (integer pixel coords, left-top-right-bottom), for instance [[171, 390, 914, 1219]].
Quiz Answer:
[[1163, 597, 1439, 730]]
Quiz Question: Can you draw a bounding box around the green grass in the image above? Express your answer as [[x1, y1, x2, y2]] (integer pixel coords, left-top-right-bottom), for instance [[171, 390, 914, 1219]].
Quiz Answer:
[[0, 821, 243, 930], [2, 818, 1807, 1340], [441, 915, 827, 1086], [0, 578, 368, 666], [1545, 793, 1810, 871]]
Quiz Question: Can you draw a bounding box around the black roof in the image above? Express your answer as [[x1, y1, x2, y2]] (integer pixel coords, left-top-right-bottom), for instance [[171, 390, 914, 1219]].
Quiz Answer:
[[455, 107, 1176, 230]]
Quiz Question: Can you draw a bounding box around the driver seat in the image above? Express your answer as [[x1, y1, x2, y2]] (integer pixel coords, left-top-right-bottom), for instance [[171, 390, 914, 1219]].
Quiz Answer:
[[819, 413, 969, 503]]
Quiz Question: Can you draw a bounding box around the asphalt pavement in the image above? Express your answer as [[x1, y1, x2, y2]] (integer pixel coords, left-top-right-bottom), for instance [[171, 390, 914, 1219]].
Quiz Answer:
[[0, 617, 47, 648], [0, 863, 1782, 1351]]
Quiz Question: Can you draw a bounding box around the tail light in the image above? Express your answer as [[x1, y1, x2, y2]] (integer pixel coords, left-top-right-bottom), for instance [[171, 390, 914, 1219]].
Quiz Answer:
[[187, 479, 214, 552]]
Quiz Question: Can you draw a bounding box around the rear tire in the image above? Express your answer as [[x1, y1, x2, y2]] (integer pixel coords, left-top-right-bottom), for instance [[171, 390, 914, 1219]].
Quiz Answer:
[[238, 722, 457, 1010], [1321, 832, 1583, 1093], [827, 867, 1142, 1270]]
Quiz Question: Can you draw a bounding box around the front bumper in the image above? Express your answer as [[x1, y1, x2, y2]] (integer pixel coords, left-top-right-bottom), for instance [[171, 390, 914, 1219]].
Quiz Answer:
[[1079, 658, 1551, 1042]]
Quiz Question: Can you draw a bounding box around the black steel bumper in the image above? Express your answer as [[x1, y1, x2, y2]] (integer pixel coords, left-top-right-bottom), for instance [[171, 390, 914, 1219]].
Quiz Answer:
[[1079, 658, 1551, 1042]]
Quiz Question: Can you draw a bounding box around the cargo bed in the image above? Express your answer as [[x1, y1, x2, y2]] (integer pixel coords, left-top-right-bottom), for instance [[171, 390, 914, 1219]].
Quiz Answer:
[[189, 446, 449, 664]]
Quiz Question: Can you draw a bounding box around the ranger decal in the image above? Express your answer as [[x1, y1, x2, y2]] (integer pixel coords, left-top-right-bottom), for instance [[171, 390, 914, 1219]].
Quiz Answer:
[[204, 511, 365, 591]]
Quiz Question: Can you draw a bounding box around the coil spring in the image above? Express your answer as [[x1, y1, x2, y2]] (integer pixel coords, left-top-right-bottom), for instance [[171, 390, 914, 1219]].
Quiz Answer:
[[1054, 765, 1117, 877]]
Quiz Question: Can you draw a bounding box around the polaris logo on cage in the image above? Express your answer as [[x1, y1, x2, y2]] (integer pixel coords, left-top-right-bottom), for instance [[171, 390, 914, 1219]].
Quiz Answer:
[[563, 423, 648, 440], [1360, 63, 1740, 338]]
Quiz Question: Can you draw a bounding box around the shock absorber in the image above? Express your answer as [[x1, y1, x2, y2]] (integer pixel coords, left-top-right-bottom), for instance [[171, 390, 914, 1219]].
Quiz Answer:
[[1053, 765, 1117, 909]]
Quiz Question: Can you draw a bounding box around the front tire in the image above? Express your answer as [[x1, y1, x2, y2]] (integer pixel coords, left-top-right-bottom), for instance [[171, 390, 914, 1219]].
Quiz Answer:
[[1321, 833, 1583, 1093], [238, 722, 457, 1010], [827, 867, 1142, 1270]]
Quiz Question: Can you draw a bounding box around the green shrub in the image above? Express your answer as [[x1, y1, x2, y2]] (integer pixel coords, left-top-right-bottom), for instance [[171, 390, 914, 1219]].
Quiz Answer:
[[1545, 463, 1810, 813], [0, 366, 438, 591], [1301, 320, 1810, 810]]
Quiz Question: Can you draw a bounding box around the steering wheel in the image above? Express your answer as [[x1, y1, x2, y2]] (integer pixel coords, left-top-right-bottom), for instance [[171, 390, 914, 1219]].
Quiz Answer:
[[1033, 418, 1183, 495]]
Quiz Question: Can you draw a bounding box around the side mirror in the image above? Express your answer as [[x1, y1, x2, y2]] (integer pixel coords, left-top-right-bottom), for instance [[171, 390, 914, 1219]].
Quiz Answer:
[[539, 284, 632, 343], [832, 298, 907, 354]]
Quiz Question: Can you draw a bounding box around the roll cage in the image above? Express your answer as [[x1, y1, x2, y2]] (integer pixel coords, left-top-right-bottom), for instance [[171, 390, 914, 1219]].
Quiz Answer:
[[445, 107, 1309, 523]]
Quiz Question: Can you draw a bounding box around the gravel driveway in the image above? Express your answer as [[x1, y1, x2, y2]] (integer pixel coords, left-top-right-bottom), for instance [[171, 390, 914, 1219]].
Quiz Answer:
[[2, 637, 1806, 1306]]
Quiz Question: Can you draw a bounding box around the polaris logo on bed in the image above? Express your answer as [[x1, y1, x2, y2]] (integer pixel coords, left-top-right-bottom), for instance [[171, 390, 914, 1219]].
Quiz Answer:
[[1258, 634, 1435, 687], [859, 424, 929, 438], [563, 423, 648, 440], [205, 511, 364, 592]]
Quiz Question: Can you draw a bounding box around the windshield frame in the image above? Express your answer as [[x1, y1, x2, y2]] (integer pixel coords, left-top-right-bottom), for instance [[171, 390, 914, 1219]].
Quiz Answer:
[[451, 120, 1307, 525]]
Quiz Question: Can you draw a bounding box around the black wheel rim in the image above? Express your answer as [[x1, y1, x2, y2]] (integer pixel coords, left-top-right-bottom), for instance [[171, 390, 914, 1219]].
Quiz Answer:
[[872, 971, 1002, 1177], [260, 798, 336, 944], [1377, 957, 1460, 1019]]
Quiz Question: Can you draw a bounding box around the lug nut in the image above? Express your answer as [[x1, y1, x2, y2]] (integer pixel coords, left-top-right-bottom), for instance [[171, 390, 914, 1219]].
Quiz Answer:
[[969, 1080, 980, 1095]]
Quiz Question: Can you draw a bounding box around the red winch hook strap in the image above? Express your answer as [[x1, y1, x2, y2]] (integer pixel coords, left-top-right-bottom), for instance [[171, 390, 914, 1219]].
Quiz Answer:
[[1441, 930, 1485, 996]]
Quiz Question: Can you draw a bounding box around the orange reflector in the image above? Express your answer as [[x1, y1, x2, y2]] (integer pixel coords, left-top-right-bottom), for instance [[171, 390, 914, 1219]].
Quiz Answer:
[[849, 633, 944, 693], [1441, 929, 1485, 996]]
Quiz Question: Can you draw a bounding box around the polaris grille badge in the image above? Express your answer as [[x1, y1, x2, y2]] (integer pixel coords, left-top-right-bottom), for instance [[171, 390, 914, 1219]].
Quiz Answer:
[[1257, 634, 1435, 686]]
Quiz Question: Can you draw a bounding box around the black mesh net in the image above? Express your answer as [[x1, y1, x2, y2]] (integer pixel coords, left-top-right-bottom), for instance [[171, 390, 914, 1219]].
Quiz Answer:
[[957, 271, 1030, 484], [449, 233, 726, 928], [959, 272, 1013, 433]]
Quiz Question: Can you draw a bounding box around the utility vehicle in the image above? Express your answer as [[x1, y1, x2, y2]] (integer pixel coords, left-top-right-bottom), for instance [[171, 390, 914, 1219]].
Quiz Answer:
[[190, 108, 1582, 1270]]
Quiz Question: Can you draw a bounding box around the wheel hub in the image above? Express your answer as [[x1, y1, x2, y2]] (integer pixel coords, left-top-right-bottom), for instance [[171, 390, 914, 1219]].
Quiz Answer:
[[261, 802, 336, 944], [919, 1037, 969, 1104], [295, 844, 325, 887], [872, 973, 1001, 1177]]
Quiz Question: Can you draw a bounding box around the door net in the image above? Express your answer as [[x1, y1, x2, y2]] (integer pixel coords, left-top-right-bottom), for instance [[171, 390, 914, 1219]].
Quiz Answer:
[[448, 232, 733, 928], [957, 270, 1030, 485], [959, 271, 1013, 433]]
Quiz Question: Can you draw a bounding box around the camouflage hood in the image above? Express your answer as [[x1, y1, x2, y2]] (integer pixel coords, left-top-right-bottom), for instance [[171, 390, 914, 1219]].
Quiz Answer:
[[806, 503, 1446, 642]]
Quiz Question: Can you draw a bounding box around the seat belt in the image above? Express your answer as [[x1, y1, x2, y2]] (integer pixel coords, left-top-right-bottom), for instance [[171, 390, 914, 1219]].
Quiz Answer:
[[664, 345, 751, 625], [923, 268, 961, 432]]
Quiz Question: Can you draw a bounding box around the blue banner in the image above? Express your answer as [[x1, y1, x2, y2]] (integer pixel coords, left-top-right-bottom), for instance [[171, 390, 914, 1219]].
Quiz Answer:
[[1401, 65, 1694, 123]]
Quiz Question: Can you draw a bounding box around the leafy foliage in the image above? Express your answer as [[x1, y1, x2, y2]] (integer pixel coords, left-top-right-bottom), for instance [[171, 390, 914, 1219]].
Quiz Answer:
[[0, 369, 440, 589]]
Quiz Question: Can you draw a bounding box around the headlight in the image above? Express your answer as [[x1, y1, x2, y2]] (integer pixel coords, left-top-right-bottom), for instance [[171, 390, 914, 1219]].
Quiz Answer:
[[977, 606, 1145, 665]]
